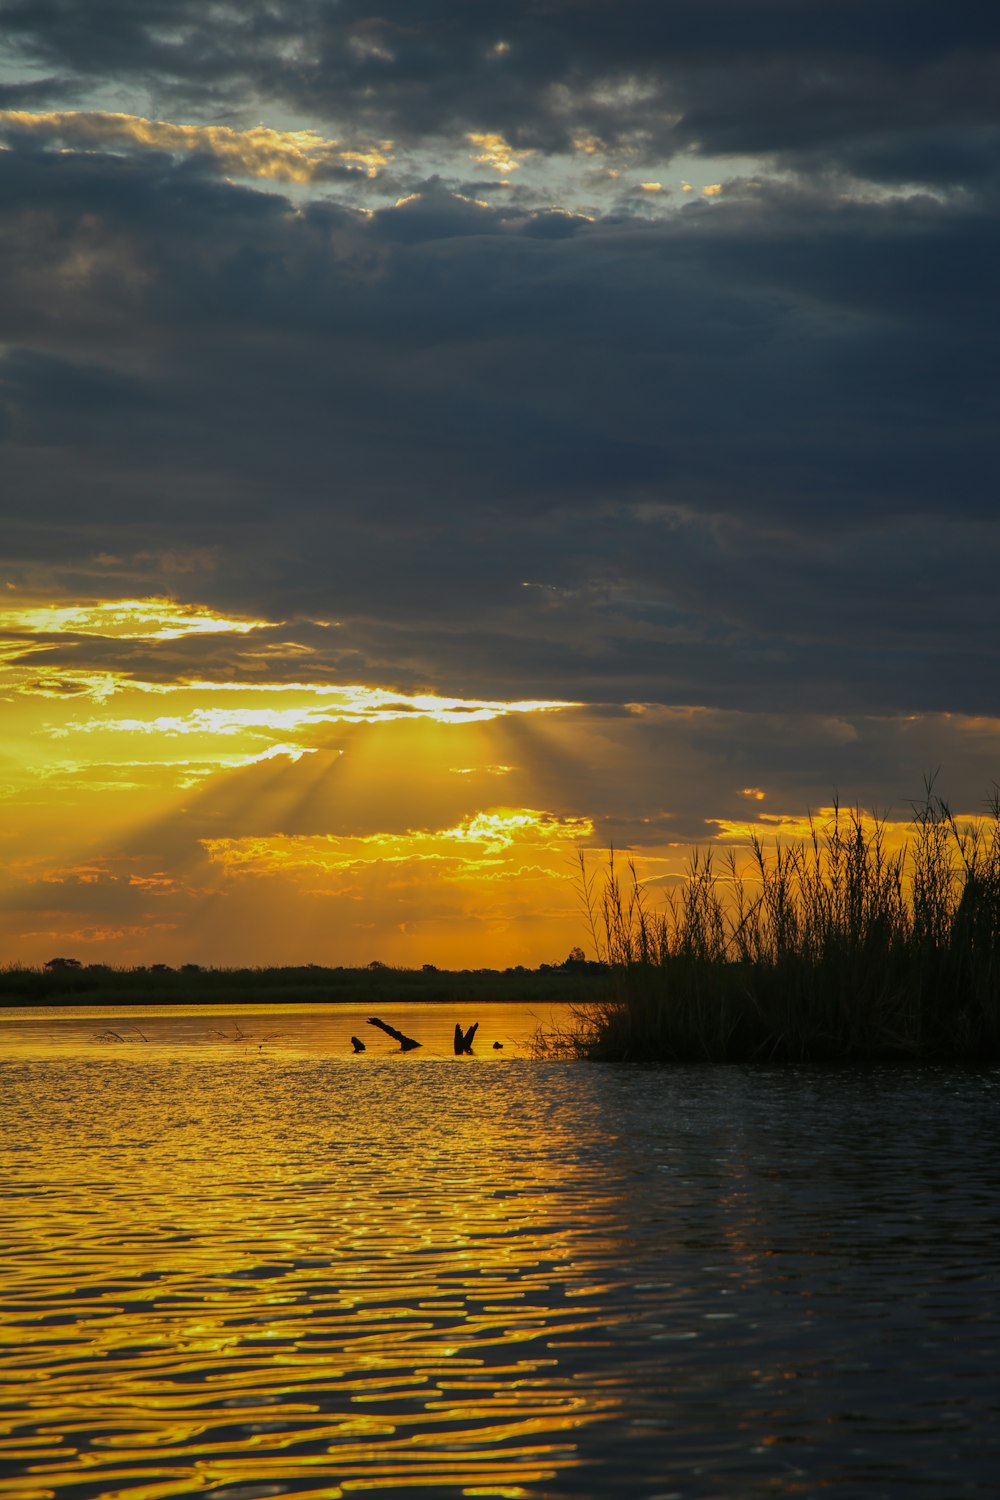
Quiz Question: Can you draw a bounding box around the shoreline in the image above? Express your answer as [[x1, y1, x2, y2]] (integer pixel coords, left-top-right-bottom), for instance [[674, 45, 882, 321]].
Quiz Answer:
[[0, 962, 611, 1009]]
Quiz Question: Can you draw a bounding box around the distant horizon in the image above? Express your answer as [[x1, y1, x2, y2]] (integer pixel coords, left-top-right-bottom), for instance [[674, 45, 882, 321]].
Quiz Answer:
[[7, 954, 600, 974]]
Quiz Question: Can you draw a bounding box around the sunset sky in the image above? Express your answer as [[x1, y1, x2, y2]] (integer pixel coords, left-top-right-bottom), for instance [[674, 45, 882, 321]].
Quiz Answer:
[[1, 1, 998, 968]]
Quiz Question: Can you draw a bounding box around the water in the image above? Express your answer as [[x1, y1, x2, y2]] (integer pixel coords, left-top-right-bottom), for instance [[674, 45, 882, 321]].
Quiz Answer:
[[1, 1004, 999, 1498]]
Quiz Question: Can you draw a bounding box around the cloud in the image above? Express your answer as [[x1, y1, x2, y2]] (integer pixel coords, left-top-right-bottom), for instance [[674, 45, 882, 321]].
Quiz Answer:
[[0, 109, 390, 184], [466, 131, 531, 174], [201, 807, 593, 877], [2, 138, 996, 717], [3, 2, 999, 194], [0, 596, 273, 640]]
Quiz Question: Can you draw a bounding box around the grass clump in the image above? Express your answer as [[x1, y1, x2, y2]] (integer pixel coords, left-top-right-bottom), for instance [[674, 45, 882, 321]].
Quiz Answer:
[[548, 783, 1000, 1063]]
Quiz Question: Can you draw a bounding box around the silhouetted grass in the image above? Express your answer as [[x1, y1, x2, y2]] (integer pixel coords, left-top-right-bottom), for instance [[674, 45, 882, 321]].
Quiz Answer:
[[539, 783, 1000, 1062]]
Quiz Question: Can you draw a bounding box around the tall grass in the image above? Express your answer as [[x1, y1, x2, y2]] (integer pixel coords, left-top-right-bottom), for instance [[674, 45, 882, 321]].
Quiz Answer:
[[549, 784, 1000, 1062]]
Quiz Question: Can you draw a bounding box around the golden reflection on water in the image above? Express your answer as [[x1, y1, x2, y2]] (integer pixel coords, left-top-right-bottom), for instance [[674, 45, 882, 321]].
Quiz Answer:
[[0, 1008, 621, 1498], [4, 1012, 999, 1498]]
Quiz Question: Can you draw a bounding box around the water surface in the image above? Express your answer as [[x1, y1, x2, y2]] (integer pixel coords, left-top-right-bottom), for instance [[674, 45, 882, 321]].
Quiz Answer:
[[1, 1004, 998, 1497]]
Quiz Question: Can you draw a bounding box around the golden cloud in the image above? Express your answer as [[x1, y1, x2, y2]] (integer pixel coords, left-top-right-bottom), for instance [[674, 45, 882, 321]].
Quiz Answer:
[[467, 131, 531, 173], [55, 682, 573, 735], [706, 808, 917, 847], [201, 807, 593, 877], [0, 109, 391, 183], [0, 597, 273, 641]]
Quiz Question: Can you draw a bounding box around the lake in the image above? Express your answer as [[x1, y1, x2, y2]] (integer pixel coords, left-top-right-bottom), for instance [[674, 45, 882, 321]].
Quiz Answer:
[[1, 1002, 998, 1498]]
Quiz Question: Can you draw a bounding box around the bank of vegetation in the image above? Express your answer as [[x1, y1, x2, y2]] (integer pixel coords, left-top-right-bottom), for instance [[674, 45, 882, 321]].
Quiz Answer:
[[540, 785, 1000, 1063], [0, 957, 608, 1009]]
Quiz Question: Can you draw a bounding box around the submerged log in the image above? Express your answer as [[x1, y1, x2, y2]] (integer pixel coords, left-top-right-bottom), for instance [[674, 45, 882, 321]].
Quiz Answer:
[[454, 1021, 479, 1055], [367, 1015, 421, 1051]]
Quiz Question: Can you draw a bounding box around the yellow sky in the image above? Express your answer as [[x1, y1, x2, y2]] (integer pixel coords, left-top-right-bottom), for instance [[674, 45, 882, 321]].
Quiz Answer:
[[0, 592, 978, 970], [0, 594, 610, 967]]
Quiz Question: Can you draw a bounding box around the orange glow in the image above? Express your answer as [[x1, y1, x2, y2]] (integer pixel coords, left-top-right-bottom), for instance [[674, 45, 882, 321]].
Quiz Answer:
[[201, 808, 593, 874], [706, 807, 917, 859], [0, 594, 590, 967], [6, 593, 967, 970]]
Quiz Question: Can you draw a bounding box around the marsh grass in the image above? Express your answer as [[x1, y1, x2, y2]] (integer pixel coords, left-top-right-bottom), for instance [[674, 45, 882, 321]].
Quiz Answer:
[[545, 783, 1000, 1062]]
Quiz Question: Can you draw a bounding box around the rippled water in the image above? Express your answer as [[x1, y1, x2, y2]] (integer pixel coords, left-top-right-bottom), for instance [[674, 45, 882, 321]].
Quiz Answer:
[[1, 1004, 999, 1498]]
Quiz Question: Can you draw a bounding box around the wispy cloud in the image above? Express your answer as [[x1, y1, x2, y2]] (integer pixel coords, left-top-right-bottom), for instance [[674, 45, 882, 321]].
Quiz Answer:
[[0, 596, 274, 640], [0, 109, 391, 183]]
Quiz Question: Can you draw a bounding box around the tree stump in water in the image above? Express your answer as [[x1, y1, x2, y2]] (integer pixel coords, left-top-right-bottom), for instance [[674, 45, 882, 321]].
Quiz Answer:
[[367, 1016, 422, 1051], [454, 1021, 478, 1055]]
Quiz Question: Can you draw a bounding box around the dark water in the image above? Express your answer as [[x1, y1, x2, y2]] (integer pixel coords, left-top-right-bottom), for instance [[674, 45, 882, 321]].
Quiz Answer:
[[1, 1004, 998, 1498]]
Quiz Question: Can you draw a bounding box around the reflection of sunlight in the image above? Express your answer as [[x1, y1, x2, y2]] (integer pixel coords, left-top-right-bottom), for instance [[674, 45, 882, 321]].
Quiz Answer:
[[0, 1056, 618, 1494]]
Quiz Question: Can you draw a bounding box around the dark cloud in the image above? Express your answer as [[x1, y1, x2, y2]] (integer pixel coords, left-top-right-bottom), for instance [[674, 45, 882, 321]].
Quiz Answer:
[[2, 132, 997, 716], [0, 4, 997, 742], [3, 1, 1000, 186]]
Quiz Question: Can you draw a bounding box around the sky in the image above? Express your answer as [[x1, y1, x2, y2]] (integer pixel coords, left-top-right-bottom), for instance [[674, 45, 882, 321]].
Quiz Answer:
[[1, 1, 998, 969]]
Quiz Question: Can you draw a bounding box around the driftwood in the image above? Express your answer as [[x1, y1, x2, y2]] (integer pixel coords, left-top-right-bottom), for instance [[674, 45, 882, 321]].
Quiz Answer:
[[454, 1021, 478, 1055], [367, 1016, 421, 1051]]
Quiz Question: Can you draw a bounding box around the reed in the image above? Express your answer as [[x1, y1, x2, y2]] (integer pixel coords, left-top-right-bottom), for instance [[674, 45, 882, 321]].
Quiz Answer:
[[547, 782, 1000, 1062]]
